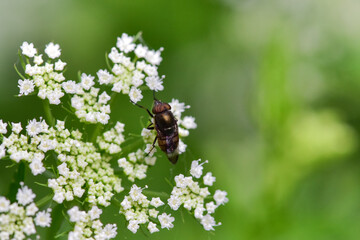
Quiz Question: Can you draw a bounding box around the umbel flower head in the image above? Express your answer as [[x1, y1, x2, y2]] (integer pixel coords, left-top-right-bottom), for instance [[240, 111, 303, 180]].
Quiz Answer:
[[0, 33, 228, 238], [0, 183, 51, 240]]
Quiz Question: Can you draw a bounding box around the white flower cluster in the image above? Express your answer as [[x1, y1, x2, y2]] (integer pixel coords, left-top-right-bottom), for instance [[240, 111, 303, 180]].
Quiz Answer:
[[64, 74, 112, 124], [19, 41, 66, 104], [101, 33, 164, 103], [0, 119, 48, 175], [45, 121, 124, 207], [119, 184, 174, 234], [117, 148, 156, 182], [0, 183, 51, 240], [167, 159, 228, 231], [97, 122, 125, 154], [67, 206, 117, 240], [0, 119, 123, 207]]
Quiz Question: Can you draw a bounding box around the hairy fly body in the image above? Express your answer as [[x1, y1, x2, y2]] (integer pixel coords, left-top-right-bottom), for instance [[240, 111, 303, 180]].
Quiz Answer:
[[132, 99, 179, 164]]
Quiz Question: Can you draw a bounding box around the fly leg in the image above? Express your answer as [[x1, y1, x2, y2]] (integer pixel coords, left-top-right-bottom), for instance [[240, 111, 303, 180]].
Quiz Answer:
[[145, 136, 157, 157], [147, 122, 154, 130], [130, 100, 153, 118]]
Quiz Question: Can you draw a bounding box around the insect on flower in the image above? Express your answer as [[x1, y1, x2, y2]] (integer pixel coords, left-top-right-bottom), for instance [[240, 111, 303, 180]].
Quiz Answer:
[[131, 93, 179, 164]]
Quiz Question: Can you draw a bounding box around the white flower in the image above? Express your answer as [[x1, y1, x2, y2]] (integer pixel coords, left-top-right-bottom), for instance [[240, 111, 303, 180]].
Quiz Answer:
[[150, 197, 164, 208], [203, 172, 216, 186], [169, 99, 190, 119], [88, 206, 102, 220], [145, 48, 163, 65], [97, 112, 110, 125], [26, 202, 38, 216], [167, 195, 181, 210], [12, 122, 22, 134], [62, 80, 79, 94], [129, 185, 143, 201], [190, 159, 207, 178], [71, 95, 84, 109], [97, 69, 113, 85], [182, 116, 197, 129], [134, 44, 148, 58], [145, 76, 164, 92], [0, 197, 10, 212], [129, 87, 143, 103], [80, 73, 95, 90], [20, 41, 37, 58], [58, 162, 70, 177], [98, 92, 111, 104], [201, 214, 220, 231], [174, 174, 188, 188], [0, 120, 7, 134], [55, 59, 67, 71], [34, 210, 52, 227], [147, 222, 159, 234], [34, 54, 43, 65], [26, 119, 41, 136], [143, 65, 158, 76], [112, 81, 124, 93], [101, 223, 117, 239], [68, 206, 86, 222], [114, 122, 125, 133], [127, 220, 139, 233], [117, 33, 136, 53], [178, 127, 189, 137], [0, 145, 5, 159], [29, 159, 45, 175], [108, 47, 122, 63], [213, 190, 228, 206], [132, 70, 145, 87], [16, 184, 36, 206], [121, 198, 132, 210], [206, 201, 217, 214], [18, 79, 35, 96], [158, 213, 174, 230], [45, 42, 61, 59]]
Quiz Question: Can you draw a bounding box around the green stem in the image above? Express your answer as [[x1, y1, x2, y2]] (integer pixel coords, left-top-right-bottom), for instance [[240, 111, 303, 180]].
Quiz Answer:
[[7, 161, 25, 202], [36, 194, 54, 207], [43, 99, 55, 126], [142, 190, 170, 199], [47, 203, 65, 239], [133, 31, 143, 42], [91, 123, 103, 143]]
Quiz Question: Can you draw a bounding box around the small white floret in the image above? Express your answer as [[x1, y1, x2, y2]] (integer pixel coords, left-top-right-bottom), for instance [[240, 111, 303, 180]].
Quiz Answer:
[[213, 190, 229, 206], [127, 220, 140, 233], [34, 210, 52, 227], [97, 69, 113, 85], [0, 197, 10, 212], [190, 159, 208, 178], [80, 73, 95, 90], [0, 120, 7, 134], [150, 197, 164, 208], [45, 42, 61, 59], [34, 54, 43, 65], [117, 33, 136, 53], [88, 206, 102, 220], [129, 87, 143, 103], [158, 213, 175, 230], [18, 79, 35, 96], [16, 184, 36, 206], [21, 41, 37, 58], [147, 222, 159, 233], [203, 172, 216, 186]]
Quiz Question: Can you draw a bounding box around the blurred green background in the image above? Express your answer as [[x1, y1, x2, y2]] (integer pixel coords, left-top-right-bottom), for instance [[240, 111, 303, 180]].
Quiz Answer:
[[1, 0, 360, 239]]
